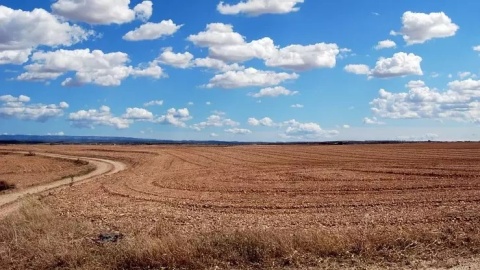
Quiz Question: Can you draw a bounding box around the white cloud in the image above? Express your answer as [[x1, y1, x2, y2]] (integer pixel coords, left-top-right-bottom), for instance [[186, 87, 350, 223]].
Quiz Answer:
[[397, 133, 439, 141], [265, 43, 339, 71], [247, 117, 337, 139], [370, 52, 423, 78], [0, 49, 32, 65], [217, 0, 304, 16], [47, 131, 65, 136], [69, 106, 131, 129], [344, 64, 370, 75], [393, 11, 459, 45], [188, 23, 340, 71], [248, 117, 275, 127], [52, 0, 152, 25], [158, 48, 194, 68], [370, 79, 480, 123], [191, 113, 239, 130], [0, 94, 68, 122], [458, 71, 475, 79], [225, 128, 252, 135], [123, 20, 182, 41], [133, 0, 153, 22], [205, 67, 298, 89], [363, 117, 385, 125], [375, 39, 396, 50], [248, 86, 298, 98], [122, 107, 153, 120], [209, 37, 278, 63], [210, 133, 219, 137], [188, 23, 245, 47], [282, 119, 338, 139], [17, 49, 164, 86], [291, 104, 304, 108], [193, 57, 244, 72], [144, 100, 164, 107], [473, 45, 480, 52], [155, 108, 191, 127], [0, 5, 92, 65]]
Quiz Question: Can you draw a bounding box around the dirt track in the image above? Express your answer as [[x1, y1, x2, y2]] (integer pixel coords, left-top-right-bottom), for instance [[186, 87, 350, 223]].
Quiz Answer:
[[0, 151, 126, 218]]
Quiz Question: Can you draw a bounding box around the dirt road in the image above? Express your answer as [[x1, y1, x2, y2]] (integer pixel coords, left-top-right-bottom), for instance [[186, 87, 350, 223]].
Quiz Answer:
[[0, 151, 126, 218]]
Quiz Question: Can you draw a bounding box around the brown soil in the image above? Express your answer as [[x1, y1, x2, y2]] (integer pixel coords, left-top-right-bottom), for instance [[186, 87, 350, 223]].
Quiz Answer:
[[1, 143, 480, 269], [0, 151, 95, 190]]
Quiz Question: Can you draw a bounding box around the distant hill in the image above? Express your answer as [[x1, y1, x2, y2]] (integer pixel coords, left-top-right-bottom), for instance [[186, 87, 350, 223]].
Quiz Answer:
[[0, 134, 246, 145], [0, 134, 436, 146]]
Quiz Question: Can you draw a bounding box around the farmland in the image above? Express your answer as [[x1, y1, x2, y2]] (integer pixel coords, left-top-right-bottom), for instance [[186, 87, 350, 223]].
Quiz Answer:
[[0, 143, 480, 269], [0, 151, 94, 191]]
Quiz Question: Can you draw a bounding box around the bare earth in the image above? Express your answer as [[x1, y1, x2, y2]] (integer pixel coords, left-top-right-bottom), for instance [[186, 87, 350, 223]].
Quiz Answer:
[[0, 151, 94, 189], [1, 143, 479, 269], [0, 151, 126, 218]]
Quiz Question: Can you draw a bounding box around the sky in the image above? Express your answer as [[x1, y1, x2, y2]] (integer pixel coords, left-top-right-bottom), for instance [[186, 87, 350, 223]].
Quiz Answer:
[[0, 0, 480, 142]]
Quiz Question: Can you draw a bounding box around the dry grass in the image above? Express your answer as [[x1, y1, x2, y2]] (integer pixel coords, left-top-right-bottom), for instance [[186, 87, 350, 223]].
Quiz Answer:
[[1, 199, 479, 269]]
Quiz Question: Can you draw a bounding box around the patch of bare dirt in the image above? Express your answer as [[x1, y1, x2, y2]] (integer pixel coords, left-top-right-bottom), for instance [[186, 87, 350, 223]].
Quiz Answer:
[[0, 151, 94, 190]]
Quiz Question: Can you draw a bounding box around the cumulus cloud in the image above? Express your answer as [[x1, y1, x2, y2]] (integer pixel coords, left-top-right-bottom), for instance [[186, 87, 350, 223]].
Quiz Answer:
[[188, 23, 245, 47], [69, 106, 131, 129], [393, 11, 459, 45], [133, 0, 153, 21], [225, 128, 252, 134], [291, 104, 304, 108], [370, 79, 480, 123], [144, 100, 163, 107], [363, 117, 385, 125], [155, 108, 191, 127], [0, 94, 68, 122], [375, 39, 396, 50], [282, 119, 338, 139], [205, 67, 298, 88], [0, 5, 92, 64], [52, 0, 152, 25], [0, 49, 31, 65], [473, 45, 480, 52], [248, 117, 275, 127], [265, 43, 339, 71], [248, 86, 298, 98], [217, 0, 304, 16], [193, 57, 244, 72], [122, 107, 153, 120], [157, 48, 194, 68], [344, 64, 370, 75], [123, 20, 182, 41], [370, 52, 423, 78], [188, 23, 340, 71], [191, 113, 239, 131], [247, 117, 337, 139], [17, 49, 164, 86]]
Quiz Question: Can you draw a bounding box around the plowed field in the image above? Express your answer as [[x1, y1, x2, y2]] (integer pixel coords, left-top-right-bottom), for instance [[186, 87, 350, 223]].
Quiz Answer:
[[1, 143, 480, 268], [2, 143, 477, 232], [0, 151, 94, 190]]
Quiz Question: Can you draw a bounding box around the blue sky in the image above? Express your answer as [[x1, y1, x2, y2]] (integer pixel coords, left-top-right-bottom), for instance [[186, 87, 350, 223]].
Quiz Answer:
[[1, 0, 480, 141]]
